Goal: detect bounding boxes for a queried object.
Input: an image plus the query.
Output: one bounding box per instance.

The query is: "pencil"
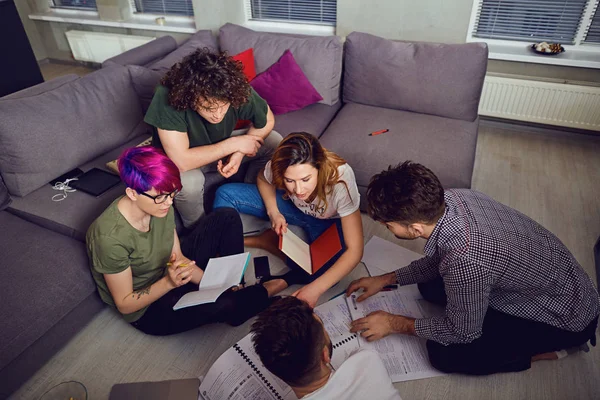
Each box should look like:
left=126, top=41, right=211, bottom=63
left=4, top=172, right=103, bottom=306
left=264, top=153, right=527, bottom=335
left=166, top=262, right=189, bottom=268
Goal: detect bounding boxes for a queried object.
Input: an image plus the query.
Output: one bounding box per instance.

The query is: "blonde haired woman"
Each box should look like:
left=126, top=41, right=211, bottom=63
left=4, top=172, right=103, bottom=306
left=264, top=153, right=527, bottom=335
left=213, top=132, right=363, bottom=307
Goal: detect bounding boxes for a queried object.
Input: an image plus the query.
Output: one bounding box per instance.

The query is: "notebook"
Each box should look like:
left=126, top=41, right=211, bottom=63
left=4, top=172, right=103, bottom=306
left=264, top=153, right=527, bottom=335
left=70, top=168, right=121, bottom=197
left=173, top=253, right=250, bottom=310
left=278, top=223, right=342, bottom=275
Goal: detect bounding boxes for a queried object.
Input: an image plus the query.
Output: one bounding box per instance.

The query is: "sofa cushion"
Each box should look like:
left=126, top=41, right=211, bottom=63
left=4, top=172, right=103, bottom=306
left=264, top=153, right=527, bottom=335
left=8, top=134, right=150, bottom=241
left=251, top=50, right=323, bottom=115
left=274, top=102, right=342, bottom=138
left=219, top=23, right=343, bottom=106
left=148, top=30, right=218, bottom=73
left=2, top=74, right=79, bottom=100
left=232, top=48, right=257, bottom=81
left=128, top=65, right=163, bottom=113
left=0, top=211, right=96, bottom=372
left=319, top=103, right=478, bottom=195
left=0, top=66, right=144, bottom=197
left=343, top=32, right=488, bottom=122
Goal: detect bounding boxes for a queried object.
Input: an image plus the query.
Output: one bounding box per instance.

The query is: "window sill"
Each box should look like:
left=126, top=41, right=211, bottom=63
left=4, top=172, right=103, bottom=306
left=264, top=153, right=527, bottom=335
left=244, top=20, right=335, bottom=36
left=469, top=40, right=600, bottom=69
left=29, top=9, right=197, bottom=34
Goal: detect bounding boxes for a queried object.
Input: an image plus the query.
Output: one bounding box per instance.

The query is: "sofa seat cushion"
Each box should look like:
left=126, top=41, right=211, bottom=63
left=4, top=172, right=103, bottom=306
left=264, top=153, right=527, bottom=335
left=343, top=32, right=488, bottom=122
left=8, top=134, right=151, bottom=241
left=319, top=103, right=478, bottom=197
left=218, top=23, right=343, bottom=106
left=273, top=102, right=342, bottom=138
left=0, top=66, right=144, bottom=197
left=0, top=211, right=97, bottom=372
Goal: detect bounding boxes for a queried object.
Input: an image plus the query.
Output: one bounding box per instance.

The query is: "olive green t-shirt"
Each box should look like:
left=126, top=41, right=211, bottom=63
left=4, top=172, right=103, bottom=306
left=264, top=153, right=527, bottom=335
left=86, top=197, right=175, bottom=322
left=144, top=85, right=269, bottom=149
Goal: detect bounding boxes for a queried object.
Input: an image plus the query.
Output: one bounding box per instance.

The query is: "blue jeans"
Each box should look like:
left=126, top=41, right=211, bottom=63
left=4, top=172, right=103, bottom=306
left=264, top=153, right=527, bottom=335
left=213, top=183, right=345, bottom=281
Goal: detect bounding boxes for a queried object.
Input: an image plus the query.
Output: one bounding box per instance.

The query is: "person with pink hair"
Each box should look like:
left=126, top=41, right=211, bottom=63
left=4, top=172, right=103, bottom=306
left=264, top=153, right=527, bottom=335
left=86, top=146, right=288, bottom=335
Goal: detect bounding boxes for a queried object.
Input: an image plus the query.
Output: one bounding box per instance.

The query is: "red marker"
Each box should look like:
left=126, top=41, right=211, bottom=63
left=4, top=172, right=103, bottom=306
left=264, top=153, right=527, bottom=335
left=369, top=129, right=389, bottom=136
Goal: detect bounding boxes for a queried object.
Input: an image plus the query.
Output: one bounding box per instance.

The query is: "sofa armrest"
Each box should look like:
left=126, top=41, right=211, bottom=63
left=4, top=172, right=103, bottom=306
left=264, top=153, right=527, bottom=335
left=102, top=36, right=178, bottom=68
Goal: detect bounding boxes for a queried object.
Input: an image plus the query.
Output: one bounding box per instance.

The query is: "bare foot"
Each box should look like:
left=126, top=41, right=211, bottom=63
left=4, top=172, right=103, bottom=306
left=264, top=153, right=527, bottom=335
left=263, top=278, right=288, bottom=296
left=244, top=230, right=286, bottom=261
left=531, top=351, right=559, bottom=362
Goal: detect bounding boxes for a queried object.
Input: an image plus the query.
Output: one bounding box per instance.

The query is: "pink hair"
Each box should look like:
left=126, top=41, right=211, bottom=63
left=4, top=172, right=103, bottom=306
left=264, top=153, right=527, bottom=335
left=118, top=146, right=182, bottom=193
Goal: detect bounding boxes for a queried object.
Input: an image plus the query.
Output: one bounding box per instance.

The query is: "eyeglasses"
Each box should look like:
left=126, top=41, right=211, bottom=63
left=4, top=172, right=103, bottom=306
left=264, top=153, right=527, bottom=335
left=139, top=189, right=180, bottom=204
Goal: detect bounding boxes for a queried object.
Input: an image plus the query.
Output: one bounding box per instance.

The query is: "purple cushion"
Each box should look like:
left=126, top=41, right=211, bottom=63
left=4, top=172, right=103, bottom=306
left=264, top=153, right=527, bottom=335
left=127, top=65, right=163, bottom=113
left=251, top=50, right=323, bottom=115
left=343, top=32, right=488, bottom=122
left=219, top=23, right=342, bottom=106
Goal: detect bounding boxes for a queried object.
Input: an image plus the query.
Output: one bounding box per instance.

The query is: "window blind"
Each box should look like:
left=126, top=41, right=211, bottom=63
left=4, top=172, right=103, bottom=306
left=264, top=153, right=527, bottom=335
left=52, top=0, right=97, bottom=10
left=249, top=0, right=336, bottom=25
left=473, top=0, right=588, bottom=44
left=134, top=0, right=194, bottom=16
left=583, top=4, right=600, bottom=43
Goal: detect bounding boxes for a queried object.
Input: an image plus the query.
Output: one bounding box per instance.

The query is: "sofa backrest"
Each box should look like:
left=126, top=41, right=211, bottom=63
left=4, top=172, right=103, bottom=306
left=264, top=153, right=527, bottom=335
left=147, top=30, right=218, bottom=73
left=2, top=74, right=80, bottom=100
left=0, top=66, right=144, bottom=197
left=343, top=32, right=488, bottom=122
left=218, top=23, right=343, bottom=106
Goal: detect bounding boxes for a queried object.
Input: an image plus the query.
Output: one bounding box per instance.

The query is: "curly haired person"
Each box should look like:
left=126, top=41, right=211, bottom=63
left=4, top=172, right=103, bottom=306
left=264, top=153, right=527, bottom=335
left=144, top=48, right=282, bottom=228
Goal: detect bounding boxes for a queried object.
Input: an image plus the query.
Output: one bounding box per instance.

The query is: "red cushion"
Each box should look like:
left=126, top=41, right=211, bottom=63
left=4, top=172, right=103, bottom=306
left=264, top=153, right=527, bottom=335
left=231, top=48, right=256, bottom=130
left=231, top=48, right=257, bottom=82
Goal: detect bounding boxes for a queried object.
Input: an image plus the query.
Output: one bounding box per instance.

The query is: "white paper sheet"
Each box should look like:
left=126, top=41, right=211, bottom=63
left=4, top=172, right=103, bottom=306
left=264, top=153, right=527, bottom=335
left=346, top=285, right=445, bottom=383
left=315, top=295, right=360, bottom=369
left=174, top=253, right=250, bottom=309
left=362, top=236, right=423, bottom=276
left=198, top=335, right=296, bottom=400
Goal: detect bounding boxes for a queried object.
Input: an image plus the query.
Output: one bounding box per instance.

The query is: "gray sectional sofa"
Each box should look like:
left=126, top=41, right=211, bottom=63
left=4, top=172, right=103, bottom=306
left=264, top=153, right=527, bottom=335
left=0, top=23, right=487, bottom=397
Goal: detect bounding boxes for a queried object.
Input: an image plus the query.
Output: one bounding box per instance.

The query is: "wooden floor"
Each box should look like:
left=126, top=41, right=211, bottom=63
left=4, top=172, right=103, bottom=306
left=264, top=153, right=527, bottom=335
left=9, top=114, right=600, bottom=398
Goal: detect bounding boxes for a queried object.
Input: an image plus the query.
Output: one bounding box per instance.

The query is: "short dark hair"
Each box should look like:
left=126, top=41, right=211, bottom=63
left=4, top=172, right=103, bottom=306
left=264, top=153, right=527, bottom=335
left=161, top=48, right=250, bottom=111
left=251, top=297, right=325, bottom=387
left=367, top=161, right=445, bottom=224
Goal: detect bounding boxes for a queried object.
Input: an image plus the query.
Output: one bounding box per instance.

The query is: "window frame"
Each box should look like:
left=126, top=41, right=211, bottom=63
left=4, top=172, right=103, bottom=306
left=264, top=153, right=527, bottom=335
left=466, top=0, right=600, bottom=68
left=49, top=0, right=98, bottom=11
left=243, top=0, right=336, bottom=36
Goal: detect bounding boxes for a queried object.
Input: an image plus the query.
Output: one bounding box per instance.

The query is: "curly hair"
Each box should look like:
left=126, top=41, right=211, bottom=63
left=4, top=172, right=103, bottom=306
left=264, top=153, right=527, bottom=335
left=161, top=48, right=251, bottom=111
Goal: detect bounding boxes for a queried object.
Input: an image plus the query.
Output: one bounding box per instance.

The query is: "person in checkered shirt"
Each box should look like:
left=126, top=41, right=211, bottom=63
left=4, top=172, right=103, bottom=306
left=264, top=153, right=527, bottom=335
left=347, top=161, right=599, bottom=375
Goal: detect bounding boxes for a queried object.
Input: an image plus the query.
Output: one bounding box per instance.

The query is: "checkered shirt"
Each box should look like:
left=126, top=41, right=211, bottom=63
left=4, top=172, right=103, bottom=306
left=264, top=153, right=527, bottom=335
left=395, top=189, right=600, bottom=345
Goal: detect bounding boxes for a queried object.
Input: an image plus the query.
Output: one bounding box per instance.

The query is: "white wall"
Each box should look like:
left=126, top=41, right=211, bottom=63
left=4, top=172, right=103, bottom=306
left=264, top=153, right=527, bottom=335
left=337, top=0, right=474, bottom=44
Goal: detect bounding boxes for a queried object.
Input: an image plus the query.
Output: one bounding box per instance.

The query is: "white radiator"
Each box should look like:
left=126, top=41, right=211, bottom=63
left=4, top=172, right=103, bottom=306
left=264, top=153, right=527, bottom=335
left=65, top=30, right=155, bottom=63
left=479, top=76, right=600, bottom=131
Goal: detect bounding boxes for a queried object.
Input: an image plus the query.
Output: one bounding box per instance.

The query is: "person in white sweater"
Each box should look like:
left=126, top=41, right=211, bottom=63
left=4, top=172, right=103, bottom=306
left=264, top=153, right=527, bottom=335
left=251, top=297, right=402, bottom=400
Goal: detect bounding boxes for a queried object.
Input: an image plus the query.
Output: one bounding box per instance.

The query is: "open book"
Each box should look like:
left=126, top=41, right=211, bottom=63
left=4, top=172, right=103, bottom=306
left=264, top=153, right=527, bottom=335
left=173, top=253, right=250, bottom=310
left=278, top=224, right=342, bottom=275
left=197, top=296, right=360, bottom=400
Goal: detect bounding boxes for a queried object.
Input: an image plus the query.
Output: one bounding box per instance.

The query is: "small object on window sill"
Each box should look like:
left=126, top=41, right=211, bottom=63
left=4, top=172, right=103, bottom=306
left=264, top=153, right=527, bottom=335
left=155, top=17, right=166, bottom=26
left=531, top=42, right=565, bottom=56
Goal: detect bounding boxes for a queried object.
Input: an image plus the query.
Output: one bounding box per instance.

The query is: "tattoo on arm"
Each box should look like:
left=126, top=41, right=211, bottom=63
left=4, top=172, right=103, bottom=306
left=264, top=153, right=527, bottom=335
left=132, top=287, right=151, bottom=300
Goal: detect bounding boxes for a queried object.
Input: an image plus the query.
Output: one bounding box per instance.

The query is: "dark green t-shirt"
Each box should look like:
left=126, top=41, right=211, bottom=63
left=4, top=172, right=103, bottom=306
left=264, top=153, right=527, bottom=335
left=86, top=197, right=175, bottom=322
left=144, top=85, right=269, bottom=149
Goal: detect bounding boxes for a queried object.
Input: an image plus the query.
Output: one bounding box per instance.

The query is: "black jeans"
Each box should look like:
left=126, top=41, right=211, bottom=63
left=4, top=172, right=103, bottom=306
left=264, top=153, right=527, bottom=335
left=419, top=277, right=598, bottom=375
left=131, top=208, right=271, bottom=336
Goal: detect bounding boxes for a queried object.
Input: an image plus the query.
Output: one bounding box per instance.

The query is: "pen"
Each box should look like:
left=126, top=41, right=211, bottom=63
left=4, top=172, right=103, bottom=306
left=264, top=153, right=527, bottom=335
left=383, top=284, right=398, bottom=290
left=368, top=129, right=389, bottom=136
